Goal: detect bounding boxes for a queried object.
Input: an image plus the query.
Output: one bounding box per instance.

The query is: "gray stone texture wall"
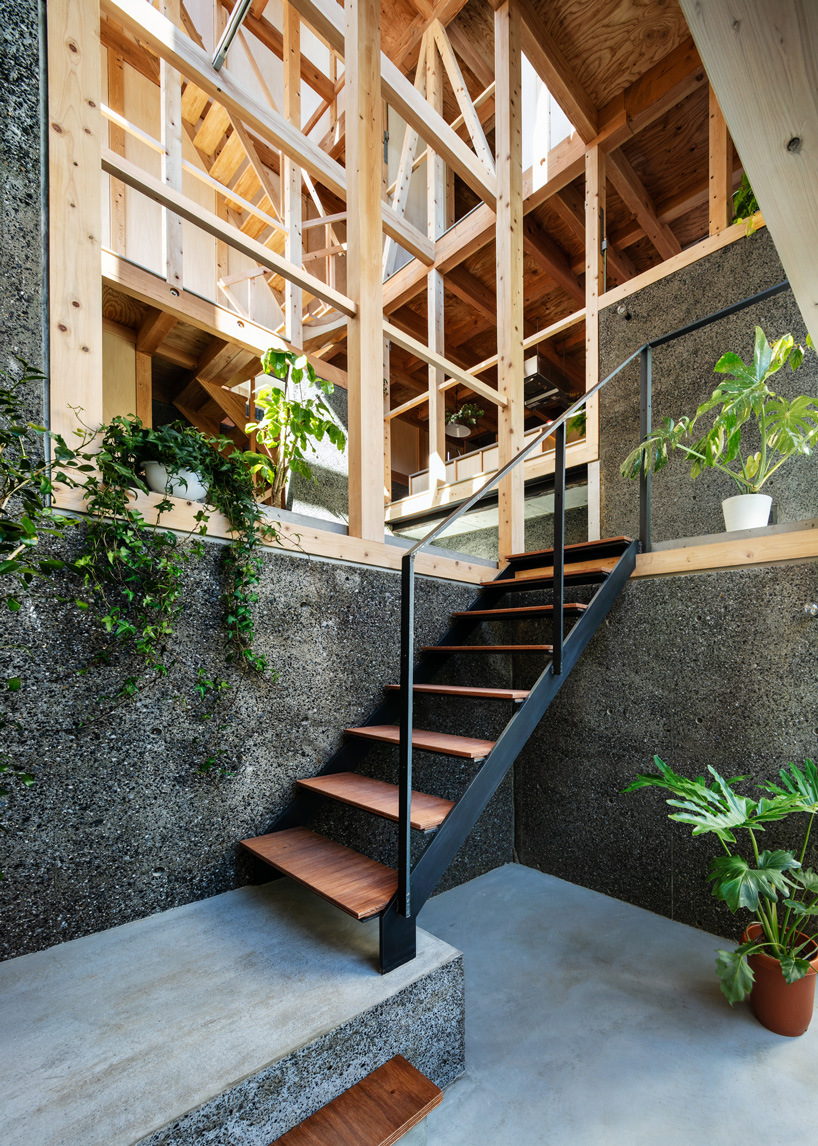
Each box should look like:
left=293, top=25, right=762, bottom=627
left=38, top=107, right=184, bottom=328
left=1, top=546, right=515, bottom=960
left=513, top=562, right=818, bottom=940
left=600, top=228, right=818, bottom=541
left=1, top=0, right=44, bottom=380
left=432, top=500, right=588, bottom=562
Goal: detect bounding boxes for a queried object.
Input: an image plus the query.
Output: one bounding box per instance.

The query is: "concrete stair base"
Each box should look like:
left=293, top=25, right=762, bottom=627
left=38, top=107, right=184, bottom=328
left=0, top=879, right=464, bottom=1146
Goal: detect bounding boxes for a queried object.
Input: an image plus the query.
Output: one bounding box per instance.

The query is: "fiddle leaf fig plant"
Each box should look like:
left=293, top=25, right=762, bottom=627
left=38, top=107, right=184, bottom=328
left=249, top=349, right=346, bottom=509
left=620, top=327, right=818, bottom=494
left=624, top=757, right=818, bottom=1004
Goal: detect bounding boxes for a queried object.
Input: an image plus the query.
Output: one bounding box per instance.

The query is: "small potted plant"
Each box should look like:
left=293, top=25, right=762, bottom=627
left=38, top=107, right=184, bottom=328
left=625, top=757, right=818, bottom=1036
left=445, top=402, right=484, bottom=438
left=621, top=327, right=818, bottom=531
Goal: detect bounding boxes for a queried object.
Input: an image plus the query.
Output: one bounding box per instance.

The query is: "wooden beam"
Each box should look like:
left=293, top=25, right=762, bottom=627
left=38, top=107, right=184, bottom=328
left=600, top=213, right=766, bottom=310
left=708, top=84, right=731, bottom=235
left=550, top=185, right=636, bottom=285
left=136, top=307, right=178, bottom=354
left=585, top=144, right=605, bottom=455
left=495, top=0, right=524, bottom=560
left=345, top=0, right=385, bottom=541
left=427, top=35, right=446, bottom=490
left=135, top=351, right=153, bottom=427
left=517, top=0, right=598, bottom=143
left=160, top=0, right=183, bottom=289
left=102, top=250, right=349, bottom=389
left=101, top=0, right=434, bottom=266
left=445, top=266, right=497, bottom=324
left=49, top=0, right=103, bottom=440
left=522, top=217, right=585, bottom=305
left=287, top=0, right=497, bottom=209
left=607, top=151, right=682, bottom=261
left=222, top=0, right=335, bottom=103
left=382, top=32, right=427, bottom=279
left=431, top=19, right=495, bottom=177
left=100, top=16, right=160, bottom=85
left=383, top=322, right=506, bottom=409
left=102, top=150, right=356, bottom=316
left=106, top=47, right=126, bottom=252
left=283, top=1, right=302, bottom=345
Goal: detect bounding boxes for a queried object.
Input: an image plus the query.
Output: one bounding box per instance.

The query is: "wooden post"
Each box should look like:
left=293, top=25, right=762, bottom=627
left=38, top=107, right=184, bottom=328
left=48, top=0, right=104, bottom=440
left=135, top=351, right=152, bottom=427
left=383, top=336, right=392, bottom=503
left=709, top=85, right=731, bottom=235
left=426, top=37, right=446, bottom=490
left=107, top=49, right=126, bottom=252
left=283, top=1, right=303, bottom=345
left=160, top=0, right=183, bottom=288
left=585, top=144, right=605, bottom=458
left=345, top=0, right=385, bottom=541
left=494, top=0, right=525, bottom=560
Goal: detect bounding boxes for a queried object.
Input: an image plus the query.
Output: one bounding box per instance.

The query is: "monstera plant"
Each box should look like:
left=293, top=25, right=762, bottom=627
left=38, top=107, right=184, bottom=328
left=625, top=757, right=818, bottom=1036
left=621, top=327, right=818, bottom=531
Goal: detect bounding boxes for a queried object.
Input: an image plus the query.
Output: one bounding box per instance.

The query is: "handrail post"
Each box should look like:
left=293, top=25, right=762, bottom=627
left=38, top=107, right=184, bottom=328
left=398, top=553, right=415, bottom=917
left=553, top=422, right=566, bottom=674
left=639, top=344, right=652, bottom=554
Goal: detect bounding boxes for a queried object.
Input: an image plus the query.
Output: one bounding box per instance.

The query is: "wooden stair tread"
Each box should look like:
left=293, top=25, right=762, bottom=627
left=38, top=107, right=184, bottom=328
left=270, top=1054, right=443, bottom=1146
left=240, top=827, right=396, bottom=920
left=346, top=724, right=495, bottom=759
left=452, top=603, right=587, bottom=618
left=421, top=644, right=553, bottom=653
left=506, top=535, right=633, bottom=561
left=384, top=683, right=530, bottom=701
left=512, top=556, right=618, bottom=580
left=481, top=561, right=615, bottom=588
left=297, top=772, right=454, bottom=831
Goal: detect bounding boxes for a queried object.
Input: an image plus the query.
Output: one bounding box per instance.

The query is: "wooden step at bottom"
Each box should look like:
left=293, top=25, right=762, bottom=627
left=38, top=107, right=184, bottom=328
left=297, top=772, right=454, bottom=831
left=452, top=603, right=587, bottom=619
left=346, top=724, right=495, bottom=759
left=384, top=683, right=530, bottom=701
left=421, top=644, right=553, bottom=654
left=270, top=1054, right=442, bottom=1145
left=240, top=827, right=397, bottom=920
left=506, top=535, right=633, bottom=562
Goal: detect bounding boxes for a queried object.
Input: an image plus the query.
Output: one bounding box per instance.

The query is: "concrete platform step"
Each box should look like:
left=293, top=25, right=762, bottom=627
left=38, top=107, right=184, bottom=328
left=0, top=879, right=463, bottom=1146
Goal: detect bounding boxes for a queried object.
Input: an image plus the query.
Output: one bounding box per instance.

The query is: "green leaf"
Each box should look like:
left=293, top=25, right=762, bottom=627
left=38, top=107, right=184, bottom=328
left=6, top=678, right=21, bottom=692
left=715, top=944, right=756, bottom=1004
left=780, top=952, right=813, bottom=984
left=707, top=850, right=800, bottom=912
left=7, top=597, right=21, bottom=612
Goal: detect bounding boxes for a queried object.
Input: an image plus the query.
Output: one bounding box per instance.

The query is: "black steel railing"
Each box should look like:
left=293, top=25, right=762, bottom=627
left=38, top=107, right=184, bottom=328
left=395, top=278, right=791, bottom=919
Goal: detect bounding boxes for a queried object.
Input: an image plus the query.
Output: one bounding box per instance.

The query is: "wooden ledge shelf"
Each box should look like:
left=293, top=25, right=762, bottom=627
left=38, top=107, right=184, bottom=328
left=633, top=528, right=818, bottom=578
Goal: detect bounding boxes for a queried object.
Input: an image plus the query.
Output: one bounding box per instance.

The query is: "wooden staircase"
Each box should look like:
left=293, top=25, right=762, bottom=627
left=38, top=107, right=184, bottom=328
left=242, top=535, right=637, bottom=971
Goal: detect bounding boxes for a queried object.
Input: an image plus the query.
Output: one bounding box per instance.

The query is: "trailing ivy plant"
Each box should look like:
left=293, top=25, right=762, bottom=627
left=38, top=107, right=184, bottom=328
left=733, top=173, right=761, bottom=233
left=620, top=327, right=818, bottom=494
left=249, top=349, right=346, bottom=508
left=73, top=416, right=278, bottom=683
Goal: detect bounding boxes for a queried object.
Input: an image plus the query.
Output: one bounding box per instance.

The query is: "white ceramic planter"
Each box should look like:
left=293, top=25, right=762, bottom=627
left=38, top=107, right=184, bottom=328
left=722, top=492, right=772, bottom=532
left=143, top=462, right=208, bottom=502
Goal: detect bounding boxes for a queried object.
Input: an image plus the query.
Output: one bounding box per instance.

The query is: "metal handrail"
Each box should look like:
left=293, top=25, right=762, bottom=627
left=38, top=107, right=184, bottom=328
left=396, top=278, right=790, bottom=918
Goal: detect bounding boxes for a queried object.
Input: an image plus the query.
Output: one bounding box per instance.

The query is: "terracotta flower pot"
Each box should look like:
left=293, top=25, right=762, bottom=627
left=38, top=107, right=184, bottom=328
left=742, top=922, right=818, bottom=1037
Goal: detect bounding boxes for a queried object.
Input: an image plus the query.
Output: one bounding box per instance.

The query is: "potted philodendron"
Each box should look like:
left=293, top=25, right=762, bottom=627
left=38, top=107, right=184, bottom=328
left=625, top=757, right=818, bottom=1036
left=445, top=402, right=484, bottom=439
left=621, top=327, right=818, bottom=531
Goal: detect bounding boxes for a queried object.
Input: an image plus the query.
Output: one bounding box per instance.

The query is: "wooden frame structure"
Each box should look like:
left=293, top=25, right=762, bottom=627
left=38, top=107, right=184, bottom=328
left=48, top=0, right=769, bottom=579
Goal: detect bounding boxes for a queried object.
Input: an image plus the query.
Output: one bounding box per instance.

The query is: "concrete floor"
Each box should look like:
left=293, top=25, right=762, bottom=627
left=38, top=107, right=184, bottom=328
left=418, top=864, right=818, bottom=1146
